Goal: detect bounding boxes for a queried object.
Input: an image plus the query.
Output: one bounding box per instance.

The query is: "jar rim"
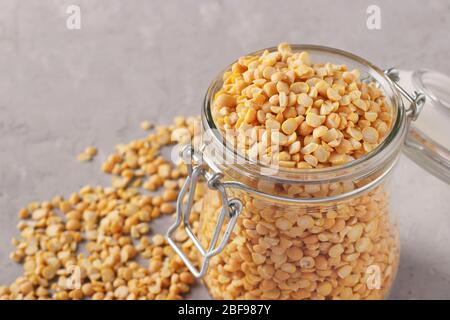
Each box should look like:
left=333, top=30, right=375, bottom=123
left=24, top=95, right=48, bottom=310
left=201, top=44, right=407, bottom=185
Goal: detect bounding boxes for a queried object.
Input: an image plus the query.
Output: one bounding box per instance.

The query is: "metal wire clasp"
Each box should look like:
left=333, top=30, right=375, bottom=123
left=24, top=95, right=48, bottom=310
left=166, top=145, right=243, bottom=278
left=385, top=68, right=426, bottom=121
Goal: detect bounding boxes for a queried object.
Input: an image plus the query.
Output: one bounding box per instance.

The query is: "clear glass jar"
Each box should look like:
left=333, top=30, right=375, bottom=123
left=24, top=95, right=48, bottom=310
left=167, top=45, right=450, bottom=300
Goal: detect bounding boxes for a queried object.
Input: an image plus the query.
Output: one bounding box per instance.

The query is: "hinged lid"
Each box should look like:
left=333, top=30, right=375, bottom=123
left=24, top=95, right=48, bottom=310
left=397, top=69, right=450, bottom=183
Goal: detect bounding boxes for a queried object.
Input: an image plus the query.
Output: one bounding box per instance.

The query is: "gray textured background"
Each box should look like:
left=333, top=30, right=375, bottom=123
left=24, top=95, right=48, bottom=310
left=0, top=0, right=449, bottom=299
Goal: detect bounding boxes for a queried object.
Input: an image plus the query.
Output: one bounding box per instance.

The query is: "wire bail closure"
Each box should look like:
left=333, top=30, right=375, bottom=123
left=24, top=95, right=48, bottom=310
left=385, top=68, right=426, bottom=121
left=166, top=145, right=243, bottom=278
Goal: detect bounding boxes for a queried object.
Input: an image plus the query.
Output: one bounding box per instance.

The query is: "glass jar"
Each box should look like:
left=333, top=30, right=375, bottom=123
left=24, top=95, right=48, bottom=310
left=167, top=45, right=450, bottom=300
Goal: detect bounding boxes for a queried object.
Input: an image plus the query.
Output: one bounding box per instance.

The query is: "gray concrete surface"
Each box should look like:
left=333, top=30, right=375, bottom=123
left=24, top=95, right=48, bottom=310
left=0, top=0, right=449, bottom=299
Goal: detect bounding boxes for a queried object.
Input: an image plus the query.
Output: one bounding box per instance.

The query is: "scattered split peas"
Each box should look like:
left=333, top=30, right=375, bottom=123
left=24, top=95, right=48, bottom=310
left=212, top=43, right=393, bottom=168
left=0, top=117, right=200, bottom=300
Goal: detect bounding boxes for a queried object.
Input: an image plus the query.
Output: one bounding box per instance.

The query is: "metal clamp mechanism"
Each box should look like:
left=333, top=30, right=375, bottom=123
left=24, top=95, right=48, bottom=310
left=166, top=145, right=243, bottom=278
left=385, top=68, right=426, bottom=121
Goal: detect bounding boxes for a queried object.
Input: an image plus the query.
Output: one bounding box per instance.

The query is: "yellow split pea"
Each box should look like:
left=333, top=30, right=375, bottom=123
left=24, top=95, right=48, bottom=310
left=1, top=117, right=201, bottom=300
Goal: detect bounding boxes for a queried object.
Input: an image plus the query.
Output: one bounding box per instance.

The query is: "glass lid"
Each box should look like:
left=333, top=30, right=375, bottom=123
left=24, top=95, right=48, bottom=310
left=397, top=69, right=450, bottom=183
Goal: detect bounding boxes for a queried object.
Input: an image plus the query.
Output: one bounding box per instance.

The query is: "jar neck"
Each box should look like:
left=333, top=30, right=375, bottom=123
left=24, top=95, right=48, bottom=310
left=196, top=105, right=406, bottom=203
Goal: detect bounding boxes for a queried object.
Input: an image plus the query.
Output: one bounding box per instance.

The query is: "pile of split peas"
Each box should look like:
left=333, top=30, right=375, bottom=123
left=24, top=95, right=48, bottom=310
left=0, top=118, right=201, bottom=300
